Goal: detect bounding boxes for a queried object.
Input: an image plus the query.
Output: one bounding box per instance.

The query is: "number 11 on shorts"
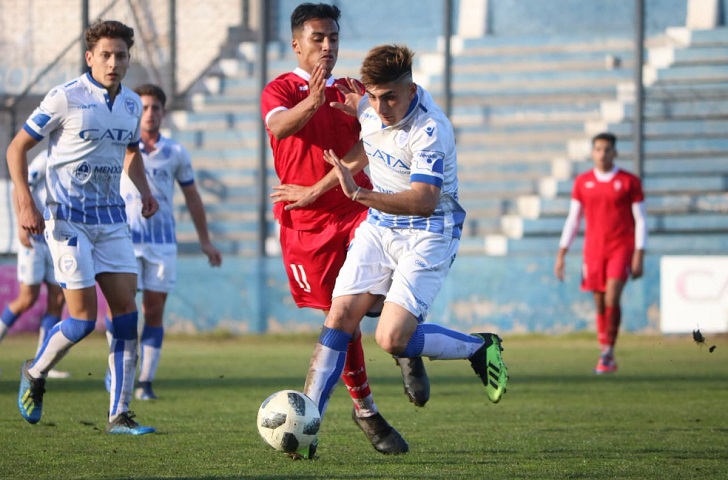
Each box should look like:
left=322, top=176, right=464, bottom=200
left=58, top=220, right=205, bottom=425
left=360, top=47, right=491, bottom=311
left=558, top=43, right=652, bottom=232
left=289, top=264, right=311, bottom=292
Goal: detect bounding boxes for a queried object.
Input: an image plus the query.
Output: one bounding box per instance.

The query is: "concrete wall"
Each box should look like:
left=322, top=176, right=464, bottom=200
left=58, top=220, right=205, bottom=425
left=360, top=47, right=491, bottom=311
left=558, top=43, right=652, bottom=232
left=0, top=253, right=660, bottom=336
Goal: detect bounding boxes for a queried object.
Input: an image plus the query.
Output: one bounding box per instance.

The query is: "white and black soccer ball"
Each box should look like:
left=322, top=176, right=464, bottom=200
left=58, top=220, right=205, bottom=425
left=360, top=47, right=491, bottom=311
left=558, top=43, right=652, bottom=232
left=257, top=390, right=321, bottom=453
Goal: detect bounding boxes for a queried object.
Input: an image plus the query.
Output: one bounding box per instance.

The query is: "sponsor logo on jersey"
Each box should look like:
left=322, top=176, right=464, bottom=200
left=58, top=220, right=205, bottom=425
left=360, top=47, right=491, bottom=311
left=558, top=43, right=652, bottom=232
left=93, top=165, right=123, bottom=184
left=367, top=147, right=410, bottom=173
left=78, top=128, right=134, bottom=144
left=299, top=85, right=309, bottom=91
left=424, top=125, right=435, bottom=137
left=414, top=150, right=444, bottom=174
left=76, top=104, right=98, bottom=110
left=74, top=161, right=92, bottom=183
left=585, top=181, right=595, bottom=188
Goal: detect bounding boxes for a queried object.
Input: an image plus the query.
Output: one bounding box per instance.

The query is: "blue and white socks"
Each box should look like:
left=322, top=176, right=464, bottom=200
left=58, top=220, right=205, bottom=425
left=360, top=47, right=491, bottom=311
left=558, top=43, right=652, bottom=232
left=402, top=323, right=483, bottom=360
left=108, top=312, right=139, bottom=420
left=0, top=305, right=20, bottom=341
left=138, top=325, right=164, bottom=384
left=29, top=317, right=95, bottom=377
left=304, top=326, right=352, bottom=418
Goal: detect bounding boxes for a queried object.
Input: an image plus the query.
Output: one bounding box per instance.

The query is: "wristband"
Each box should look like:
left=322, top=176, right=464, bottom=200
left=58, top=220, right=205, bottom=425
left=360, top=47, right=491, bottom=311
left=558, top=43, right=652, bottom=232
left=352, top=186, right=362, bottom=201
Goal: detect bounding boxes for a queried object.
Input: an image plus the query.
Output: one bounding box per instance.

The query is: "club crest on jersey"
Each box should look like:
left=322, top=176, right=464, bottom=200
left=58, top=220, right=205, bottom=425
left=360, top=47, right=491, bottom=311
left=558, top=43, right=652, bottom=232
left=74, top=161, right=92, bottom=183
left=613, top=180, right=622, bottom=191
left=125, top=98, right=138, bottom=115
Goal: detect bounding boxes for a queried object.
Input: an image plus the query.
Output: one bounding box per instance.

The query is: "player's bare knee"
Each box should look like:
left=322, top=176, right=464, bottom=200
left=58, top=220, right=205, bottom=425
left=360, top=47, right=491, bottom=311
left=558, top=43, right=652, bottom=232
left=375, top=330, right=407, bottom=355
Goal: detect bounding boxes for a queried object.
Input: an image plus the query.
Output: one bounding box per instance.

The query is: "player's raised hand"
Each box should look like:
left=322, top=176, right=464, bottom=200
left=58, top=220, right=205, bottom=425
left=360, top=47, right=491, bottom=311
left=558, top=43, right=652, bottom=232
left=323, top=149, right=358, bottom=198
left=330, top=77, right=363, bottom=117
left=141, top=193, right=159, bottom=218
left=308, top=64, right=327, bottom=110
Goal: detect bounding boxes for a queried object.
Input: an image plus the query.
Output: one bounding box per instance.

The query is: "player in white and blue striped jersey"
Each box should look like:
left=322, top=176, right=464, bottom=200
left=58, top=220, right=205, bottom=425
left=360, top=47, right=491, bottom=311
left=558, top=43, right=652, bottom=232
left=302, top=45, right=509, bottom=453
left=0, top=151, right=70, bottom=379
left=6, top=20, right=158, bottom=435
left=105, top=84, right=222, bottom=401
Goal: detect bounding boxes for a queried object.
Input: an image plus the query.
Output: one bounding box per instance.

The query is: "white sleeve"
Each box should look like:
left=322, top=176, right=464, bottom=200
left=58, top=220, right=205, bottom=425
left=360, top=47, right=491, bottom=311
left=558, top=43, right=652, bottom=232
left=558, top=199, right=583, bottom=249
left=632, top=201, right=647, bottom=249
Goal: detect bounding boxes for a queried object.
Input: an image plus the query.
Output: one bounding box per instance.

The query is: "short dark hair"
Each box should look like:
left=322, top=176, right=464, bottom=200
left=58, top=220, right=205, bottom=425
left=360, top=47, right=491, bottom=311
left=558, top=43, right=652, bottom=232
left=290, top=3, right=341, bottom=33
left=134, top=84, right=167, bottom=107
left=360, top=44, right=414, bottom=87
left=85, top=20, right=135, bottom=52
left=592, top=132, right=617, bottom=148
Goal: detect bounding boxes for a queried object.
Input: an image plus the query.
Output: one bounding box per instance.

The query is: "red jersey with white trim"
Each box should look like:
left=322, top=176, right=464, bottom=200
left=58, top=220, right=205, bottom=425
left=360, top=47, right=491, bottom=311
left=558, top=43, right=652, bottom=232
left=261, top=69, right=370, bottom=230
left=572, top=168, right=644, bottom=259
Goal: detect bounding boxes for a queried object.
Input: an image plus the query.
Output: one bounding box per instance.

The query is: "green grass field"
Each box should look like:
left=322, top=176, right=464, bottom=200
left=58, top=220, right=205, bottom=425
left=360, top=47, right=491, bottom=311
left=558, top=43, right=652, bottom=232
left=0, top=333, right=726, bottom=479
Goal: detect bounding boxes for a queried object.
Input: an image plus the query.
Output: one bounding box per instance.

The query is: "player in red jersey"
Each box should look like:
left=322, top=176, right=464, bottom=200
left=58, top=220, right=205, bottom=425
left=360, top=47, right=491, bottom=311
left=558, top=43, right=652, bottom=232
left=555, top=132, right=647, bottom=374
left=260, top=3, right=425, bottom=458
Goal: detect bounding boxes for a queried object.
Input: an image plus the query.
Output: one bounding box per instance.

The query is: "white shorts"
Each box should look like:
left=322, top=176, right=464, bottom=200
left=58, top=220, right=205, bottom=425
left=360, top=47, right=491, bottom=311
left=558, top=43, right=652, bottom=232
left=333, top=221, right=459, bottom=321
left=44, top=219, right=138, bottom=290
left=134, top=243, right=178, bottom=293
left=17, top=236, right=57, bottom=286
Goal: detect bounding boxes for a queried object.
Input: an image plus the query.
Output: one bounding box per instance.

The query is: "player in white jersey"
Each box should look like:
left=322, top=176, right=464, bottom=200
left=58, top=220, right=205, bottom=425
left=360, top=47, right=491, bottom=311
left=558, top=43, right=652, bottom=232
left=0, top=151, right=70, bottom=379
left=6, top=20, right=158, bottom=435
left=300, top=45, right=509, bottom=454
left=104, top=84, right=222, bottom=401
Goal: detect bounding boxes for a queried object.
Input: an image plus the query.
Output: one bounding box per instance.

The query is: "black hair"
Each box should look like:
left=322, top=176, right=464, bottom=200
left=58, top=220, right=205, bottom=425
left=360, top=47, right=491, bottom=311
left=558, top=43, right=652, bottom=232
left=290, top=3, right=341, bottom=33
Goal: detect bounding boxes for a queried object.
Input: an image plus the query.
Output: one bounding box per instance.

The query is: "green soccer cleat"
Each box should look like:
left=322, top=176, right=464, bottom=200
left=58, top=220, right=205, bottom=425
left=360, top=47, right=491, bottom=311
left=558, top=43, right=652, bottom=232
left=18, top=359, right=45, bottom=424
left=287, top=439, right=318, bottom=460
left=469, top=333, right=508, bottom=403
left=106, top=411, right=156, bottom=435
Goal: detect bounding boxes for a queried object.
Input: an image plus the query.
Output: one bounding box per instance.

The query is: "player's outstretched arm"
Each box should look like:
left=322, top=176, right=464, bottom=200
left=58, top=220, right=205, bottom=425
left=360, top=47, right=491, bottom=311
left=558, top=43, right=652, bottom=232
left=324, top=147, right=439, bottom=217
left=276, top=141, right=369, bottom=211
left=181, top=183, right=222, bottom=267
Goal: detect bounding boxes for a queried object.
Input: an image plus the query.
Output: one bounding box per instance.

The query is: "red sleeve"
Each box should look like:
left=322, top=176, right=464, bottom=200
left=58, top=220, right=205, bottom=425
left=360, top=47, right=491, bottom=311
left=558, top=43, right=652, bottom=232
left=261, top=76, right=294, bottom=124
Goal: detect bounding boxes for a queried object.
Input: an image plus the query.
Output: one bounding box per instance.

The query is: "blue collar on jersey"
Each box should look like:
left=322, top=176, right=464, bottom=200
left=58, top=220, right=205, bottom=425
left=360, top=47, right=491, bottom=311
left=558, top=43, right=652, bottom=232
left=140, top=133, right=167, bottom=155
left=85, top=71, right=123, bottom=111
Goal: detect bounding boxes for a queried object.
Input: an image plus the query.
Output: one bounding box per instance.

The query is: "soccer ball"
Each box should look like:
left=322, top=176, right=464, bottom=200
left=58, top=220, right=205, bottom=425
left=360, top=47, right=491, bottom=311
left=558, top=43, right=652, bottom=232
left=257, top=390, right=321, bottom=453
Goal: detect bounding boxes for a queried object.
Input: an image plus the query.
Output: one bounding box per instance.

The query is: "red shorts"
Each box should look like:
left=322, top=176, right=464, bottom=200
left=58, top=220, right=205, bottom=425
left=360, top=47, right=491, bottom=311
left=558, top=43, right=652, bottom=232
left=581, top=249, right=632, bottom=292
left=279, top=209, right=367, bottom=310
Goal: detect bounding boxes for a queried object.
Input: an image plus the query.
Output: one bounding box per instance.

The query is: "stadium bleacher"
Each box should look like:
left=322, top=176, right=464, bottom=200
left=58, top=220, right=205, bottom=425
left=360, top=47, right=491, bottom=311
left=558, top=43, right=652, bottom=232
left=161, top=18, right=728, bottom=259
left=478, top=26, right=728, bottom=256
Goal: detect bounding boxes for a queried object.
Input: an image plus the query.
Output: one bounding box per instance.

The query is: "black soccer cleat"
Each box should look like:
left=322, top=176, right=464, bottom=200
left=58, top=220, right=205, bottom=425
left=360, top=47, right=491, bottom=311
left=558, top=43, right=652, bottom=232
left=351, top=408, right=409, bottom=454
left=394, top=356, right=430, bottom=407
